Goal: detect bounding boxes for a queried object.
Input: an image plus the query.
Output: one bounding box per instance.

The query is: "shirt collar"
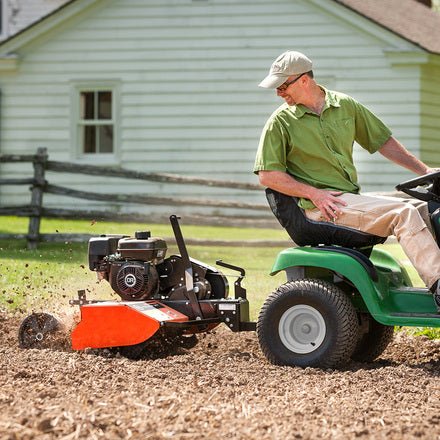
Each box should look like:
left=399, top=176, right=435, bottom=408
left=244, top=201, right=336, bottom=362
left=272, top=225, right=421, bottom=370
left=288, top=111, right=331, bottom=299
left=291, top=86, right=341, bottom=118
left=324, top=87, right=341, bottom=109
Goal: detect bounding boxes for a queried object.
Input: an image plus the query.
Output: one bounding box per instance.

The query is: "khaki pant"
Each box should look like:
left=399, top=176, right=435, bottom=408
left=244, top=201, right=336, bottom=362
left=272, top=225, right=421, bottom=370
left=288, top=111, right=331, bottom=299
left=304, top=193, right=440, bottom=288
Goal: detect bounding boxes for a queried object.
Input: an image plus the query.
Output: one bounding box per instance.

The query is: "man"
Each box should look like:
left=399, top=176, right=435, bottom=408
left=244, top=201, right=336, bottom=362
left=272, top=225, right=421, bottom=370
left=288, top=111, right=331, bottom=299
left=254, top=50, right=440, bottom=307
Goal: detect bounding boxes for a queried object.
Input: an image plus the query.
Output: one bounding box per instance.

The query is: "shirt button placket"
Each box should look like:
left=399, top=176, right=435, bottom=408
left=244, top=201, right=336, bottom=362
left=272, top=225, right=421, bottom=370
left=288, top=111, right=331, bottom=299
left=321, top=117, right=333, bottom=151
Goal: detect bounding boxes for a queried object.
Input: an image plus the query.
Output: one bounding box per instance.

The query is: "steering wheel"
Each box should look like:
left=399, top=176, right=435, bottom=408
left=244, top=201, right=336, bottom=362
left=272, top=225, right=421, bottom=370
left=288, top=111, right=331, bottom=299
left=395, top=170, right=440, bottom=202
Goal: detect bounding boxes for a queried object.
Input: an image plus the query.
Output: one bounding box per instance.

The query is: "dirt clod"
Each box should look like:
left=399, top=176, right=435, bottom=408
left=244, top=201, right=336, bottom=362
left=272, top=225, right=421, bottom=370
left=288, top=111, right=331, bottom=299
left=0, top=311, right=439, bottom=439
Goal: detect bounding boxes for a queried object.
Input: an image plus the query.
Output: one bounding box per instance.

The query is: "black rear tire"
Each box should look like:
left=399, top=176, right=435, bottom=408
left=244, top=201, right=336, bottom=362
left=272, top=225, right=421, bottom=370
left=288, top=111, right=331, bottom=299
left=351, top=314, right=394, bottom=362
left=257, top=279, right=358, bottom=369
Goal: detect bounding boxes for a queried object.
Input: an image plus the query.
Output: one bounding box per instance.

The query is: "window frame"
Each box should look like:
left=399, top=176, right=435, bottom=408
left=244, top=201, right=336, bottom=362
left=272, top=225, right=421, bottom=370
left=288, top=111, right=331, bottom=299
left=70, top=81, right=120, bottom=163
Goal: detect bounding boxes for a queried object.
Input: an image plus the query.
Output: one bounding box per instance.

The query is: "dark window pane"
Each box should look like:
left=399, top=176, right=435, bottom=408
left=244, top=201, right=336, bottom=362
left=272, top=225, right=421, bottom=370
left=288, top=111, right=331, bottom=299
left=99, top=125, right=113, bottom=153
left=83, top=125, right=96, bottom=153
left=80, top=92, right=95, bottom=119
left=98, top=91, right=112, bottom=119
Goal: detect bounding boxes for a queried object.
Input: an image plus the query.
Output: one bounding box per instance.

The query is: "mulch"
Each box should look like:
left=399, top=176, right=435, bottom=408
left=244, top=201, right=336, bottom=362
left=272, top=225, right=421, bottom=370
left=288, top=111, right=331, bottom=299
left=0, top=309, right=439, bottom=440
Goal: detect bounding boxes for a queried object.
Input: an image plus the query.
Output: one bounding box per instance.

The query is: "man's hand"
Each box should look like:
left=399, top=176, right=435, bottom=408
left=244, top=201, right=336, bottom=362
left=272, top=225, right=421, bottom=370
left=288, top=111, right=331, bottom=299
left=309, top=188, right=348, bottom=221
left=258, top=170, right=348, bottom=221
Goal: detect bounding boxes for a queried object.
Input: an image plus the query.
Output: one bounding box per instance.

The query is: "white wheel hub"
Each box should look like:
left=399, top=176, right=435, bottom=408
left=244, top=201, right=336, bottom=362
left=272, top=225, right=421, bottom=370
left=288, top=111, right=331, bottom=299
left=278, top=305, right=326, bottom=354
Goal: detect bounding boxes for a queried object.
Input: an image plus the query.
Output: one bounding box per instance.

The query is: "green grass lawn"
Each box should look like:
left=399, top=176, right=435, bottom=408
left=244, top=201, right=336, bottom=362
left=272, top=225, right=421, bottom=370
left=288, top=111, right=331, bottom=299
left=0, top=216, right=437, bottom=338
left=0, top=216, right=290, bottom=241
left=0, top=216, right=288, bottom=318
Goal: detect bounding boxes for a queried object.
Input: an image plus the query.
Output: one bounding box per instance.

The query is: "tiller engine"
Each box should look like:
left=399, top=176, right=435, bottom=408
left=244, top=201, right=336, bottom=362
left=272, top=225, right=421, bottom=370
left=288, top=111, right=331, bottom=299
left=19, top=215, right=255, bottom=359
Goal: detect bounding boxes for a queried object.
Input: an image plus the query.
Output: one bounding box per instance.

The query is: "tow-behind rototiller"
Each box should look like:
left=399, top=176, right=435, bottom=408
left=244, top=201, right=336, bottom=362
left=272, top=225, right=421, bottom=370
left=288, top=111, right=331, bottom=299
left=18, top=215, right=256, bottom=359
left=18, top=171, right=440, bottom=369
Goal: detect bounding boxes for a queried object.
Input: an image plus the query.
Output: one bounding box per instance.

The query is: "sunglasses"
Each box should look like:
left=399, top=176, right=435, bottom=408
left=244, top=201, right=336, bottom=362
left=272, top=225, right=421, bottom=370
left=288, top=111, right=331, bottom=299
left=276, top=72, right=307, bottom=92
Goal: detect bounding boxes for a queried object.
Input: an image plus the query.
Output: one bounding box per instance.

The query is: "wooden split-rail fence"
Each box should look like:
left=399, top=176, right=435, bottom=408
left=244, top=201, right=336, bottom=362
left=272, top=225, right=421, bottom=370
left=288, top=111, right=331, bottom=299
left=0, top=148, right=279, bottom=249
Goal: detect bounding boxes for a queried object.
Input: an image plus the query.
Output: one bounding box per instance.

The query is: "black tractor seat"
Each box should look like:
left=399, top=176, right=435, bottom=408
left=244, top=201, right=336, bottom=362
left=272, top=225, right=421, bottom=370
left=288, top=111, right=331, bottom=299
left=266, top=188, right=387, bottom=250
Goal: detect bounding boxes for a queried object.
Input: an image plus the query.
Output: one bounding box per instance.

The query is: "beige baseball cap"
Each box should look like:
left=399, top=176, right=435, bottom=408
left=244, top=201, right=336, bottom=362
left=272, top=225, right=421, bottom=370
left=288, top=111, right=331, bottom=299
left=259, top=51, right=313, bottom=89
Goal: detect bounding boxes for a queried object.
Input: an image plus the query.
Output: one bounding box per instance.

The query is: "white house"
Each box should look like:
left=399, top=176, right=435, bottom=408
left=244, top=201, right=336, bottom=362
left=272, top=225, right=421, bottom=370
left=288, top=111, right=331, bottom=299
left=0, top=0, right=439, bottom=216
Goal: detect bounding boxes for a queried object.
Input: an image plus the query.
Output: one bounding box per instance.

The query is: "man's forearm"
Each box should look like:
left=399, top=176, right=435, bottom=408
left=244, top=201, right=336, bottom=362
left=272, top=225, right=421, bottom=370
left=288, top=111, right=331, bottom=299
left=379, top=136, right=430, bottom=175
left=258, top=170, right=317, bottom=199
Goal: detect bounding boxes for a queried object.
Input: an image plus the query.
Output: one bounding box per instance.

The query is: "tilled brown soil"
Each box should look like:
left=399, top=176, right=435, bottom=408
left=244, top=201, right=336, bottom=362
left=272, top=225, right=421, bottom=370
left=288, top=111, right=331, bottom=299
left=1, top=309, right=440, bottom=440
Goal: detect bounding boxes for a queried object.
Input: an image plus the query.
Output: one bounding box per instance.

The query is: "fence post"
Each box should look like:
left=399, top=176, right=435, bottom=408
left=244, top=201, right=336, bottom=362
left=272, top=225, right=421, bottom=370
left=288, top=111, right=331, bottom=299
left=27, top=147, right=48, bottom=250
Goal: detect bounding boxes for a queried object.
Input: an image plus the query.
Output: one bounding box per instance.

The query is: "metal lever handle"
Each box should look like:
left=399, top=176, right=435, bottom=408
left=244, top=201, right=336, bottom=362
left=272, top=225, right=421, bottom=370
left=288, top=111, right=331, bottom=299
left=169, top=215, right=203, bottom=319
left=216, top=259, right=247, bottom=299
left=216, top=259, right=245, bottom=277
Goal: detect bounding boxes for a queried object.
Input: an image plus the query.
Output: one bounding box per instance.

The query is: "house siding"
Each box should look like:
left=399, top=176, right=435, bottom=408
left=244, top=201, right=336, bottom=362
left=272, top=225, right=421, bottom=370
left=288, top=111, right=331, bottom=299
left=0, top=0, right=437, bottom=213
left=420, top=62, right=440, bottom=165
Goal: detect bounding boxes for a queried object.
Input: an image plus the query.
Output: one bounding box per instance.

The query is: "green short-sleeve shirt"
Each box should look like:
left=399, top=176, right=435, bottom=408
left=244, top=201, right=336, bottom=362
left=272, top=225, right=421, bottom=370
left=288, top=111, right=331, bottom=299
left=253, top=88, right=392, bottom=209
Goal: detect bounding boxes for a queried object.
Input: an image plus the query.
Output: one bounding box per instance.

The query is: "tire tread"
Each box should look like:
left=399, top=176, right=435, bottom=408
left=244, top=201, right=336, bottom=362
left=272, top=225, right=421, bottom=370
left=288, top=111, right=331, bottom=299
left=257, top=279, right=358, bottom=369
left=352, top=317, right=394, bottom=362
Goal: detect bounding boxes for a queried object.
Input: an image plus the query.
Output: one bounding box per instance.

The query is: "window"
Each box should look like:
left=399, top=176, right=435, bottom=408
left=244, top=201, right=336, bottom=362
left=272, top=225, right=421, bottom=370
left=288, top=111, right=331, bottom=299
left=72, top=83, right=119, bottom=161
left=79, top=90, right=114, bottom=154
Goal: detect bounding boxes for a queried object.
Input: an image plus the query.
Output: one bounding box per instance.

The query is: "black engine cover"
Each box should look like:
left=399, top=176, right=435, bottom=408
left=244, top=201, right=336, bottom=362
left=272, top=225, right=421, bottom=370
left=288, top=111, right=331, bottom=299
left=109, top=261, right=159, bottom=301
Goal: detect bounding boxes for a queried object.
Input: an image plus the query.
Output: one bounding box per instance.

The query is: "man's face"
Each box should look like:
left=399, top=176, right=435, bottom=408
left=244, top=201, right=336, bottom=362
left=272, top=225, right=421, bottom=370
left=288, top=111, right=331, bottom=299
left=276, top=73, right=306, bottom=105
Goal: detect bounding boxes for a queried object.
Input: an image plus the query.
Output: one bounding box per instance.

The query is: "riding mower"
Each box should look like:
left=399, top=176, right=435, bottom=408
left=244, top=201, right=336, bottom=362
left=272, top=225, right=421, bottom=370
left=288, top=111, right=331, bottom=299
left=258, top=170, right=440, bottom=368
left=18, top=171, right=440, bottom=369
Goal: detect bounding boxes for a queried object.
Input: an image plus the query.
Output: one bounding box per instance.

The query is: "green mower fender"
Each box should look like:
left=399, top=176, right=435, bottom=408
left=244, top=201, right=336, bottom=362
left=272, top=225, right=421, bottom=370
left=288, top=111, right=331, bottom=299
left=270, top=247, right=439, bottom=327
